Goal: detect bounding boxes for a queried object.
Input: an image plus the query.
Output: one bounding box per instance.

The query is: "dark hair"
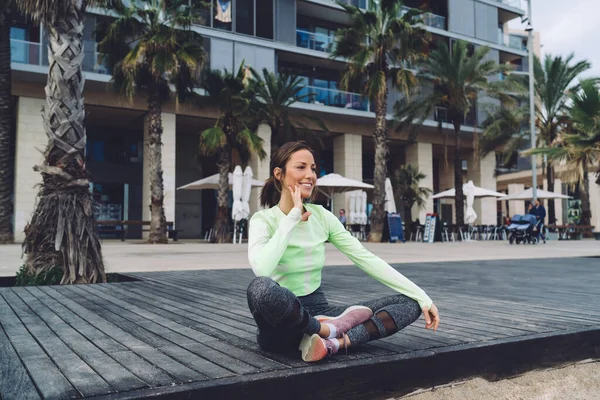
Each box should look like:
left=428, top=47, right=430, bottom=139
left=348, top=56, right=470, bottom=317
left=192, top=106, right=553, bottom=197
left=260, top=141, right=316, bottom=208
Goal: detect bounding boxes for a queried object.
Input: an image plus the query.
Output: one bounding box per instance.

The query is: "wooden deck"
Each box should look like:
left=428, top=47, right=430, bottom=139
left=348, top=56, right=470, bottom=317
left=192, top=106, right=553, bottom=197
left=1, top=257, right=599, bottom=400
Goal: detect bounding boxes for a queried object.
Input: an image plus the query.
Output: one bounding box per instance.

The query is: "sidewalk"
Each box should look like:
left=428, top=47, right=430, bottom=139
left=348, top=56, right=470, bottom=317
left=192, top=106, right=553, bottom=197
left=1, top=239, right=598, bottom=277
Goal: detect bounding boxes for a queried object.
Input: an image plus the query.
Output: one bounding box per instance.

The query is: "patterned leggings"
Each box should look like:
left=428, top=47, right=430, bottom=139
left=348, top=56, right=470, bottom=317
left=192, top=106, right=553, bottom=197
left=246, top=276, right=422, bottom=353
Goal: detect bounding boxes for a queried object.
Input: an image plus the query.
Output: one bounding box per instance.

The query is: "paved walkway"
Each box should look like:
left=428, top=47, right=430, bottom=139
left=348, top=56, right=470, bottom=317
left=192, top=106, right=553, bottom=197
left=1, top=240, right=599, bottom=277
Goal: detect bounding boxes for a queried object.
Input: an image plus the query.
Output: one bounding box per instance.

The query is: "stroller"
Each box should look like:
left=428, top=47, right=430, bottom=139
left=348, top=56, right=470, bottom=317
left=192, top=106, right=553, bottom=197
left=507, top=214, right=538, bottom=245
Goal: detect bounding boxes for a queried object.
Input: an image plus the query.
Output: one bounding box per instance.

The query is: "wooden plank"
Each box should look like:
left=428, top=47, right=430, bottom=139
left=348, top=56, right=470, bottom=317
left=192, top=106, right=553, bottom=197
left=12, top=288, right=149, bottom=393
left=0, top=323, right=41, bottom=400
left=24, top=287, right=175, bottom=389
left=97, top=284, right=257, bottom=336
left=41, top=287, right=207, bottom=384
left=24, top=288, right=129, bottom=354
left=59, top=286, right=236, bottom=379
left=0, top=292, right=80, bottom=400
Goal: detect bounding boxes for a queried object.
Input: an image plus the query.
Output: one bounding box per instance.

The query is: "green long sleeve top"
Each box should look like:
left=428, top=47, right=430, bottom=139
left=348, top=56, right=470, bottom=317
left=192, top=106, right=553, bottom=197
left=248, top=203, right=433, bottom=309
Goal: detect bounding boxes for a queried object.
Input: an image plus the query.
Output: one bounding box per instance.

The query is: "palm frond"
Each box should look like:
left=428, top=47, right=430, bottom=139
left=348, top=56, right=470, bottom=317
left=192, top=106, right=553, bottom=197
left=236, top=127, right=267, bottom=160
left=99, top=0, right=205, bottom=102
left=199, top=126, right=226, bottom=155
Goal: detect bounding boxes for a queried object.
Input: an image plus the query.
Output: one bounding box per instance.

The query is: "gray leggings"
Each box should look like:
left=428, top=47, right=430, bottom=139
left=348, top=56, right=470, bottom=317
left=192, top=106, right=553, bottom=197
left=247, top=276, right=422, bottom=353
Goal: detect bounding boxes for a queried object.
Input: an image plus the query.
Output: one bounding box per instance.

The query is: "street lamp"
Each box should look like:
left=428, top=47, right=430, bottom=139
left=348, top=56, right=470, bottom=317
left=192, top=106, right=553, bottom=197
left=526, top=0, right=537, bottom=200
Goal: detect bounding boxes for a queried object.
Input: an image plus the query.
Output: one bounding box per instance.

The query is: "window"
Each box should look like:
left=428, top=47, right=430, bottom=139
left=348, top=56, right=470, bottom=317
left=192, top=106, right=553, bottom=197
left=255, top=0, right=274, bottom=39
left=196, top=0, right=273, bottom=38
left=236, top=0, right=254, bottom=35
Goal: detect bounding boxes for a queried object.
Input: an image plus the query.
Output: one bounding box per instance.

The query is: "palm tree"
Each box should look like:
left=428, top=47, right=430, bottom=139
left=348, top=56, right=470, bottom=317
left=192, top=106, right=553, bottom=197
left=392, top=164, right=432, bottom=229
left=248, top=67, right=327, bottom=157
left=479, top=54, right=593, bottom=224
left=528, top=79, right=600, bottom=235
left=199, top=64, right=266, bottom=243
left=332, top=0, right=429, bottom=242
left=0, top=0, right=14, bottom=244
left=531, top=54, right=592, bottom=224
left=397, top=40, right=508, bottom=228
left=480, top=105, right=530, bottom=173
left=99, top=0, right=206, bottom=243
left=16, top=0, right=109, bottom=282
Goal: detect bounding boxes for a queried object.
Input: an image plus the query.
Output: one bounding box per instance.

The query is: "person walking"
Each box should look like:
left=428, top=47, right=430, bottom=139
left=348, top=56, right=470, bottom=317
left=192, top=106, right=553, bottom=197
left=533, top=198, right=547, bottom=244
left=246, top=141, right=439, bottom=362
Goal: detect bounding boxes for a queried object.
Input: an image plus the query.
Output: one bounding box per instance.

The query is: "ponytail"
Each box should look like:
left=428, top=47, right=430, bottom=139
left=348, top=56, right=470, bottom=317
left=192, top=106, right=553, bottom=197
left=260, top=177, right=281, bottom=208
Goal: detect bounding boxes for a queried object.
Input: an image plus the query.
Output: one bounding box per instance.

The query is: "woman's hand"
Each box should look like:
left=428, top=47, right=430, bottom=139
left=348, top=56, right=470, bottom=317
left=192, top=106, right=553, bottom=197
left=289, top=185, right=312, bottom=221
left=422, top=303, right=440, bottom=331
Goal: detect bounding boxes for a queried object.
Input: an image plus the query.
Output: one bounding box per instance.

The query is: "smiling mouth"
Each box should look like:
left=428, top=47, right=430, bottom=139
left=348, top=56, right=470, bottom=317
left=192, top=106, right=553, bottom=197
left=300, top=183, right=313, bottom=188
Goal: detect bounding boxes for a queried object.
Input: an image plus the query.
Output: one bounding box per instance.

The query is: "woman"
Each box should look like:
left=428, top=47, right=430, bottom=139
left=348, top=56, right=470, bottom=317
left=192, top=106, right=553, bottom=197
left=247, top=141, right=440, bottom=362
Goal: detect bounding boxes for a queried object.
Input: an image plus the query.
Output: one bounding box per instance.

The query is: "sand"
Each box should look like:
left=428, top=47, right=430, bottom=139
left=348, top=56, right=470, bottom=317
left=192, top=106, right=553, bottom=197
left=398, top=359, right=600, bottom=400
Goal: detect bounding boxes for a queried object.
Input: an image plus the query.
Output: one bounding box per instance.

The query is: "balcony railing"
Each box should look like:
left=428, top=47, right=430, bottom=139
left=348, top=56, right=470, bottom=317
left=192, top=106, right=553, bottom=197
left=400, top=6, right=446, bottom=30
left=494, top=0, right=523, bottom=10
left=297, top=85, right=370, bottom=112
left=499, top=34, right=527, bottom=51
left=338, top=0, right=367, bottom=8
left=10, top=38, right=42, bottom=66
left=10, top=38, right=111, bottom=75
left=296, top=29, right=335, bottom=53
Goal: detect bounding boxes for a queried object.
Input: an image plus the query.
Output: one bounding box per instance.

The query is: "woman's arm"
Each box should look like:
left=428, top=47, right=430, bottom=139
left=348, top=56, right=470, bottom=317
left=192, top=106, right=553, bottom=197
left=247, top=208, right=302, bottom=276
left=325, top=209, right=433, bottom=309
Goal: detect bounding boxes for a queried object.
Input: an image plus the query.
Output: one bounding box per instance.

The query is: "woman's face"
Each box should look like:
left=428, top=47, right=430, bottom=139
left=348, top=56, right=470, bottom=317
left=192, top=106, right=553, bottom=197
left=279, top=149, right=317, bottom=199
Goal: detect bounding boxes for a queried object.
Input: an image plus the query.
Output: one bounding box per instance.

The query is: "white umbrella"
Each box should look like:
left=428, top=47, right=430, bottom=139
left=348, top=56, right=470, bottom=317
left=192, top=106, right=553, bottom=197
left=497, top=187, right=572, bottom=201
left=177, top=173, right=264, bottom=190
left=231, top=166, right=244, bottom=222
left=316, top=173, right=374, bottom=198
left=359, top=191, right=368, bottom=225
left=432, top=184, right=507, bottom=199
left=465, top=180, right=477, bottom=225
left=348, top=191, right=358, bottom=225
left=385, top=178, right=397, bottom=213
left=241, top=166, right=253, bottom=220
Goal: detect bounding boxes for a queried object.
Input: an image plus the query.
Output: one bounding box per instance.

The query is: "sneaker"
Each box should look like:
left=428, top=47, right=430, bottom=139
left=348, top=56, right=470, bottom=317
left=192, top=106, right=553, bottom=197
left=299, top=333, right=349, bottom=362
left=314, top=305, right=373, bottom=337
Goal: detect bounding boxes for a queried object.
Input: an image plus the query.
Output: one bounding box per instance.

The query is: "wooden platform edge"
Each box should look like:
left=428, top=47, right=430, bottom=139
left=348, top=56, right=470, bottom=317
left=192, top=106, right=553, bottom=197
left=89, top=325, right=600, bottom=400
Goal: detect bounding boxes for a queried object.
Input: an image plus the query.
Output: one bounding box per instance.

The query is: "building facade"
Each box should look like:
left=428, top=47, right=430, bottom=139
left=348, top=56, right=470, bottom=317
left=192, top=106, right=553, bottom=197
left=9, top=0, right=532, bottom=242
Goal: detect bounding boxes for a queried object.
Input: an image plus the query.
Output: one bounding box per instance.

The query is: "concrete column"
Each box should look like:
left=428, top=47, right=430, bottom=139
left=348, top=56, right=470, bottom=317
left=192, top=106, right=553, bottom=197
left=13, top=97, right=46, bottom=243
left=405, top=142, right=434, bottom=222
left=333, top=134, right=362, bottom=214
left=589, top=176, right=600, bottom=233
left=508, top=183, right=525, bottom=216
left=249, top=123, right=271, bottom=214
left=143, top=112, right=176, bottom=237
left=466, top=152, right=497, bottom=225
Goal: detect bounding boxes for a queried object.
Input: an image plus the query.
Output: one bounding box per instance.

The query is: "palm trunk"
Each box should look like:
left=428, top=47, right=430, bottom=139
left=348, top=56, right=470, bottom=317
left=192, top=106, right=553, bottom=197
left=212, top=131, right=231, bottom=243
left=0, top=13, right=13, bottom=244
left=146, top=91, right=168, bottom=244
left=546, top=164, right=556, bottom=224
left=269, top=120, right=281, bottom=158
left=453, top=123, right=465, bottom=228
left=368, top=91, right=388, bottom=243
left=580, top=167, right=592, bottom=238
left=23, top=4, right=105, bottom=283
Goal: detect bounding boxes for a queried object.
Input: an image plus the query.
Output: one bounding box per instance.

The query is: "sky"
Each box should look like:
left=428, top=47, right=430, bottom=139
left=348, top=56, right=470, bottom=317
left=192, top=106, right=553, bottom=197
left=509, top=0, right=600, bottom=78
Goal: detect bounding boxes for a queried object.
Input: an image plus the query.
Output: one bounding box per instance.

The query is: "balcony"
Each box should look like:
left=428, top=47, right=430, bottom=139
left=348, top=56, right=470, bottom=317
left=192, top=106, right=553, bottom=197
left=298, top=85, right=370, bottom=112
left=401, top=6, right=446, bottom=30
left=296, top=29, right=335, bottom=53
left=494, top=0, right=524, bottom=10
left=338, top=0, right=367, bottom=8
left=10, top=38, right=111, bottom=75
left=10, top=38, right=42, bottom=66
left=499, top=34, right=527, bottom=51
